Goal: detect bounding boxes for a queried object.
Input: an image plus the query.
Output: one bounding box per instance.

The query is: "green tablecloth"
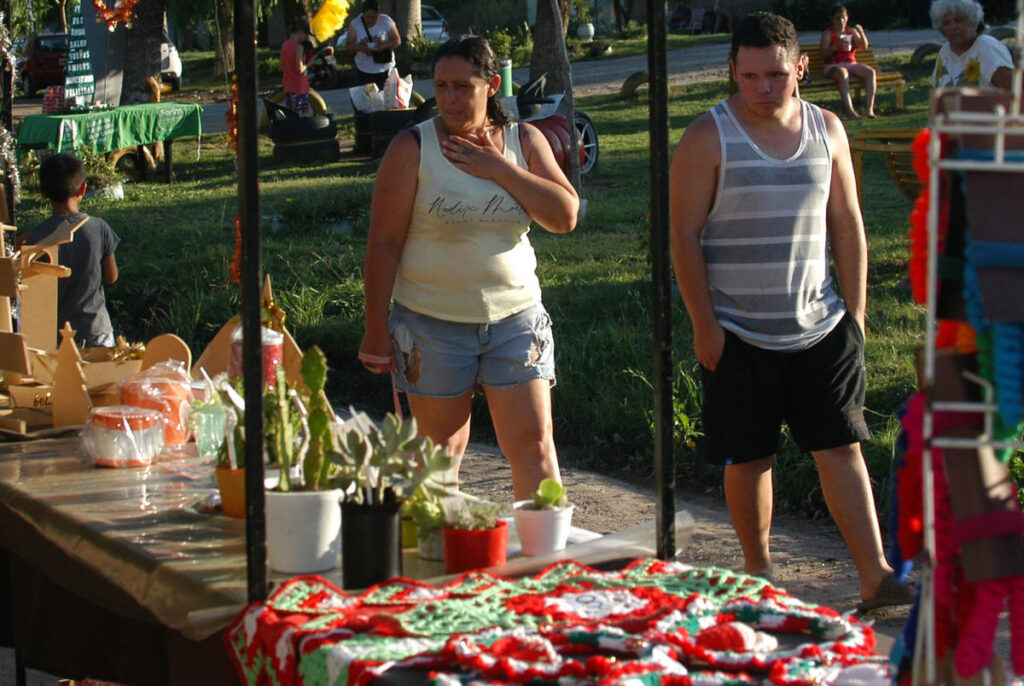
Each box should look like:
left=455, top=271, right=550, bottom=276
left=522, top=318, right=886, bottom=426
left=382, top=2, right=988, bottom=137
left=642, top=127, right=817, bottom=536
left=16, top=102, right=203, bottom=154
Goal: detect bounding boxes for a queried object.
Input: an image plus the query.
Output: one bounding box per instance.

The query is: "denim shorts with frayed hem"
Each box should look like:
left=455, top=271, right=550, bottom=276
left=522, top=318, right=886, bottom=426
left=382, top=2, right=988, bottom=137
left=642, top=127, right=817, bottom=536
left=389, top=302, right=556, bottom=398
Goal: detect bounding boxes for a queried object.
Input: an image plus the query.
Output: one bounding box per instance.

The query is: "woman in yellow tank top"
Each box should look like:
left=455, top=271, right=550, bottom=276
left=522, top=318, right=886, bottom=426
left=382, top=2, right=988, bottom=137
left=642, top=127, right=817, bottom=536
left=359, top=36, right=580, bottom=501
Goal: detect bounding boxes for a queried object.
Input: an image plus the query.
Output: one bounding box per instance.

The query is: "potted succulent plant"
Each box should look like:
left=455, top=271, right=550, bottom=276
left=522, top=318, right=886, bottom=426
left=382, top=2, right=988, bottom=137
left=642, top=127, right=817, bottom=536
left=263, top=346, right=345, bottom=575
left=441, top=496, right=508, bottom=574
left=330, top=413, right=451, bottom=589
left=512, top=478, right=574, bottom=557
left=405, top=484, right=447, bottom=561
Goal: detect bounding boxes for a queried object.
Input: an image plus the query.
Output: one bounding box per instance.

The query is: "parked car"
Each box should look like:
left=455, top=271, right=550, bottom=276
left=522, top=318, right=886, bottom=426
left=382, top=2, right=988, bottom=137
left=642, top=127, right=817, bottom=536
left=334, top=4, right=450, bottom=50
left=19, top=33, right=69, bottom=98
left=18, top=31, right=182, bottom=97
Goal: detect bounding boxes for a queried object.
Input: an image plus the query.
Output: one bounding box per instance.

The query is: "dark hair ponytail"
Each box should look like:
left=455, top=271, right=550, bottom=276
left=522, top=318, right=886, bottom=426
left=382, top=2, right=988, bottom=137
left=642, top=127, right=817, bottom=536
left=433, top=35, right=510, bottom=128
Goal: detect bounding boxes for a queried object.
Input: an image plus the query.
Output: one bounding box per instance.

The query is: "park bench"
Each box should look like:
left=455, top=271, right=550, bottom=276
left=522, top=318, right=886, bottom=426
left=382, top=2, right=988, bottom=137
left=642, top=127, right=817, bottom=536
left=799, top=43, right=905, bottom=110
left=850, top=127, right=923, bottom=205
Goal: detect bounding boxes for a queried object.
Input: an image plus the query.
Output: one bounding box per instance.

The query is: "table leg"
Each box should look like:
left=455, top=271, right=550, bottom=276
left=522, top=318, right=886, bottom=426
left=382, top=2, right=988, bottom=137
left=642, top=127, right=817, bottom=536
left=137, top=145, right=148, bottom=182
left=0, top=550, right=26, bottom=686
left=165, top=140, right=174, bottom=184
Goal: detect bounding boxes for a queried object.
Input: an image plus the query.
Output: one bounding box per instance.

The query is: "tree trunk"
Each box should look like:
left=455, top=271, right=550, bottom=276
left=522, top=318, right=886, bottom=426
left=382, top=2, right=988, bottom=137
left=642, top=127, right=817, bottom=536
left=528, top=0, right=581, bottom=194
left=120, top=0, right=164, bottom=105
left=387, top=0, right=419, bottom=71
left=530, top=0, right=571, bottom=92
left=50, top=0, right=67, bottom=32
left=280, top=0, right=312, bottom=36
left=214, top=0, right=235, bottom=76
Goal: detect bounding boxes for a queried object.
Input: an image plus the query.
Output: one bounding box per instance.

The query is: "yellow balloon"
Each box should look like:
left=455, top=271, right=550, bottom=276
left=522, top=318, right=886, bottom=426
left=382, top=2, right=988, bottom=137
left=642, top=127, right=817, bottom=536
left=311, top=0, right=351, bottom=43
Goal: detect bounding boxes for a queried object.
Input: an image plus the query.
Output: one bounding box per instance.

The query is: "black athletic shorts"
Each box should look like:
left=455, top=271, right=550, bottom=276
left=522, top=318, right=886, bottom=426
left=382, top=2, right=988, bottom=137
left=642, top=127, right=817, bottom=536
left=700, top=312, right=871, bottom=465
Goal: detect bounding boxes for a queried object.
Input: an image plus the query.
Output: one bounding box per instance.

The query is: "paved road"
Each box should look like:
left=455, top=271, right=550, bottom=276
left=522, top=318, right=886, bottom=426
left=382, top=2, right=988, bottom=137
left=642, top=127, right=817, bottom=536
left=243, top=28, right=940, bottom=134
left=13, top=28, right=942, bottom=135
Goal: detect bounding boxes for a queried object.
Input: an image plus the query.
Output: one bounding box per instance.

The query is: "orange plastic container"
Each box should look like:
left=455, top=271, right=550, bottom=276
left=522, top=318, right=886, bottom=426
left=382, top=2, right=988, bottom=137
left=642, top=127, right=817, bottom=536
left=82, top=406, right=164, bottom=467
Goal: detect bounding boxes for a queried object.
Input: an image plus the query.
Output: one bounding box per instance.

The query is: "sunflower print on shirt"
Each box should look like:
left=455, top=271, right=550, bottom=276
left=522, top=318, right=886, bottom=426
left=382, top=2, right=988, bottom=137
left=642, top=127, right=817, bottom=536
left=958, top=57, right=983, bottom=84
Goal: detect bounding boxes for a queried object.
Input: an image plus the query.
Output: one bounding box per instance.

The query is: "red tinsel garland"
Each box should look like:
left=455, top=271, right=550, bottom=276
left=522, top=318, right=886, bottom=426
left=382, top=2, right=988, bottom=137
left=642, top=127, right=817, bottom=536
left=92, top=0, right=140, bottom=30
left=230, top=215, right=242, bottom=284
left=226, top=75, right=239, bottom=152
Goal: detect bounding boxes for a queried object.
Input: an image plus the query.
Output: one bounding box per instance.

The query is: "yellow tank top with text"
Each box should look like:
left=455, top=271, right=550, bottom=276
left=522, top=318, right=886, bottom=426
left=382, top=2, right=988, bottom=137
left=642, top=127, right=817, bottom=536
left=393, top=118, right=541, bottom=323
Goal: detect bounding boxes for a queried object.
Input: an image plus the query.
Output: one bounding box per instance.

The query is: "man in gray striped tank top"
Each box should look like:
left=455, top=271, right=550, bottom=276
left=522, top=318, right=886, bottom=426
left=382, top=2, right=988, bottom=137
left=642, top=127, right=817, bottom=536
left=669, top=12, right=914, bottom=612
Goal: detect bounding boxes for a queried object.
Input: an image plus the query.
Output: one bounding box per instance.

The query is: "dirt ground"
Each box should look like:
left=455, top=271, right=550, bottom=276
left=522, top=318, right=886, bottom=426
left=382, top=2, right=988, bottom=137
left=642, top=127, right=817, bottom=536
left=457, top=441, right=1013, bottom=667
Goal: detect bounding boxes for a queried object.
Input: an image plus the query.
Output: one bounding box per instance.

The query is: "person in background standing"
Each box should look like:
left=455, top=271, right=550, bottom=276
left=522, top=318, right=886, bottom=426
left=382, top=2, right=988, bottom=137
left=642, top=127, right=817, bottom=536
left=281, top=18, right=313, bottom=117
left=346, top=0, right=401, bottom=90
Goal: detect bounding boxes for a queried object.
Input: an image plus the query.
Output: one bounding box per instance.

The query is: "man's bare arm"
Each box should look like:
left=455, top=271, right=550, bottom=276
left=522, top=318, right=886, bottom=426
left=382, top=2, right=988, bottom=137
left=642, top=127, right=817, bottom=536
left=670, top=112, right=725, bottom=370
left=823, top=110, right=868, bottom=333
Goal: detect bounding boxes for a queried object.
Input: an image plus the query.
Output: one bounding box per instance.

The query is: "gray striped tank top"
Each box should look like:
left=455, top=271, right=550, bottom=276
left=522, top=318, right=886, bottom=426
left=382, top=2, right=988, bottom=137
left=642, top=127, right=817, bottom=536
left=703, top=99, right=845, bottom=352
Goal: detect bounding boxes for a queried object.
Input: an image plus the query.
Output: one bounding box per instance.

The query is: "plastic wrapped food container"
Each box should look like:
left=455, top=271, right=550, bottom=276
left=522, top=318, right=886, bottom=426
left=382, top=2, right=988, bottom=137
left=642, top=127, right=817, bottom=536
left=119, top=362, right=194, bottom=447
left=82, top=406, right=165, bottom=467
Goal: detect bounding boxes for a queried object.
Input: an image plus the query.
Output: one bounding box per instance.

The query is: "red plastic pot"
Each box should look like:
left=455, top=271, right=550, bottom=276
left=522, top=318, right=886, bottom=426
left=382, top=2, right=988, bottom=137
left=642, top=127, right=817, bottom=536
left=442, top=520, right=508, bottom=573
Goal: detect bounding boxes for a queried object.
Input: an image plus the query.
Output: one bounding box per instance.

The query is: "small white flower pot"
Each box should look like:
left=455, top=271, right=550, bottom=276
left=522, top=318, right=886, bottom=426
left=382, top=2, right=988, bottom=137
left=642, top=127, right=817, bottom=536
left=265, top=488, right=342, bottom=574
left=577, top=22, right=595, bottom=42
left=513, top=499, right=574, bottom=557
left=417, top=526, right=444, bottom=561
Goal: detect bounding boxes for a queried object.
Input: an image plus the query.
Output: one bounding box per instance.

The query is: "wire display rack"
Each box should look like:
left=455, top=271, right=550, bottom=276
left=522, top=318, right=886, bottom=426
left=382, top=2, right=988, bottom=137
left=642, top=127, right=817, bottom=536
left=915, top=6, right=1024, bottom=682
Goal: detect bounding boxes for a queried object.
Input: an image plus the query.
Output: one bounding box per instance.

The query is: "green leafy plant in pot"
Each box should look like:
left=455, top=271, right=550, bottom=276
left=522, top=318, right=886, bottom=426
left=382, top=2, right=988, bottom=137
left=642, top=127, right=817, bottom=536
left=262, top=346, right=345, bottom=575
left=512, top=478, right=574, bottom=557
left=441, top=496, right=508, bottom=573
left=330, top=413, right=451, bottom=589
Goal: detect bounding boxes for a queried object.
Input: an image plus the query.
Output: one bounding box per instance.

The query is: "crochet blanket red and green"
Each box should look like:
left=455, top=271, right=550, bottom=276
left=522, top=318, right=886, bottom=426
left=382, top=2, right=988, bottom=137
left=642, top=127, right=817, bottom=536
left=224, top=559, right=888, bottom=686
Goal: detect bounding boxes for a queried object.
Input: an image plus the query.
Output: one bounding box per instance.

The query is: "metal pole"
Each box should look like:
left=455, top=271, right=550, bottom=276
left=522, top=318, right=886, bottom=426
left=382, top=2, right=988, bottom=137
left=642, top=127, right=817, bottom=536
left=2, top=0, right=15, bottom=226
left=233, top=0, right=267, bottom=603
left=648, top=0, right=675, bottom=559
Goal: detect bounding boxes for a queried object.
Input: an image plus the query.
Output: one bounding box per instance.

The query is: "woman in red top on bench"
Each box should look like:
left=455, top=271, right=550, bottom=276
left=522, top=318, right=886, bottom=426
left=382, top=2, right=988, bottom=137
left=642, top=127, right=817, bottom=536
left=820, top=3, right=876, bottom=119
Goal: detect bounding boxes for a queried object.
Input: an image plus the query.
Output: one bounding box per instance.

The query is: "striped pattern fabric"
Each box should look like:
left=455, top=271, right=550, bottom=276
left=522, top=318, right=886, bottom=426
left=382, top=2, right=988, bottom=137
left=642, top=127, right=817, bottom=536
left=702, top=99, right=845, bottom=351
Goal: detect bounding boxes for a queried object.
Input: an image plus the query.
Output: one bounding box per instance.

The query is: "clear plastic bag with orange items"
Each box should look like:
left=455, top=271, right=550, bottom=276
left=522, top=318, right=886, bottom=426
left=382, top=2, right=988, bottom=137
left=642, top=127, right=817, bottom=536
left=119, top=361, right=194, bottom=448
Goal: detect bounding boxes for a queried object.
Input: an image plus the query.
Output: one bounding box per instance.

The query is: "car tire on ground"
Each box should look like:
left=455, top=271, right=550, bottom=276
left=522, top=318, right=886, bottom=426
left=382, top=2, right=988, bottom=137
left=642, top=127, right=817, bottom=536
left=270, top=114, right=337, bottom=143
left=22, top=73, right=34, bottom=98
left=574, top=111, right=599, bottom=175
left=165, top=75, right=182, bottom=92
left=909, top=41, right=942, bottom=66
left=272, top=138, right=341, bottom=164
left=620, top=71, right=649, bottom=100
left=260, top=88, right=329, bottom=130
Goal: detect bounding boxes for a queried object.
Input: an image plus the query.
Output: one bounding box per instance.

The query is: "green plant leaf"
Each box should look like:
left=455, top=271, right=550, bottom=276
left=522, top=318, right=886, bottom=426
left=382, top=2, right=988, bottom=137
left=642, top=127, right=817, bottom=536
left=532, top=478, right=567, bottom=508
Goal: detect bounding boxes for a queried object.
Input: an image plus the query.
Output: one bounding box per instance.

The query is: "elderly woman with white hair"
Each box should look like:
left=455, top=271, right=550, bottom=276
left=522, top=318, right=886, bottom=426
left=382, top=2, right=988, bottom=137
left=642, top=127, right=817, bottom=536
left=931, top=0, right=1013, bottom=89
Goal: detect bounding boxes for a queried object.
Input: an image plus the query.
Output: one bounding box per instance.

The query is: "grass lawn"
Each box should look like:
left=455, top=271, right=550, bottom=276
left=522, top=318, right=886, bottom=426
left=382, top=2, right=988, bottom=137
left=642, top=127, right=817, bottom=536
left=14, top=53, right=939, bottom=521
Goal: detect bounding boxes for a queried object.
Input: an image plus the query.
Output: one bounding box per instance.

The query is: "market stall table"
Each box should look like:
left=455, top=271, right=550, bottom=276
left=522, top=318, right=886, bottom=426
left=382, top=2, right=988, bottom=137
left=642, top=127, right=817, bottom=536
left=16, top=102, right=204, bottom=183
left=0, top=437, right=692, bottom=685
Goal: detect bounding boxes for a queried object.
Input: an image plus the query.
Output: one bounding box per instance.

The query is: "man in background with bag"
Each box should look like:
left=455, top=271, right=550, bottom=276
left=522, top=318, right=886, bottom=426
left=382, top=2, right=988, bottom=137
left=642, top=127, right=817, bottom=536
left=345, top=0, right=401, bottom=90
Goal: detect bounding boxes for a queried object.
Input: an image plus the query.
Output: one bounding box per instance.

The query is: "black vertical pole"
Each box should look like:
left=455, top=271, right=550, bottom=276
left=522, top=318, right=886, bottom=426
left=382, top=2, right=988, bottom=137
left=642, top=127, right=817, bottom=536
left=233, top=0, right=267, bottom=602
left=2, top=0, right=15, bottom=226
left=648, top=0, right=676, bottom=559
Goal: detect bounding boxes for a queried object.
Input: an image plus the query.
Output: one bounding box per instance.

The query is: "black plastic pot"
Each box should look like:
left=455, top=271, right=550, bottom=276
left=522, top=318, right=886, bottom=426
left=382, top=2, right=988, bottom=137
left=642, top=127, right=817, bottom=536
left=341, top=490, right=402, bottom=589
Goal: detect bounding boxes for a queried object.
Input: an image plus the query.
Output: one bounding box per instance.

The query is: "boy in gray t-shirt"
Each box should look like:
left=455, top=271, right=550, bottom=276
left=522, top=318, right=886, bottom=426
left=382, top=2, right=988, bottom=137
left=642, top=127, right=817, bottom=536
left=22, top=153, right=119, bottom=348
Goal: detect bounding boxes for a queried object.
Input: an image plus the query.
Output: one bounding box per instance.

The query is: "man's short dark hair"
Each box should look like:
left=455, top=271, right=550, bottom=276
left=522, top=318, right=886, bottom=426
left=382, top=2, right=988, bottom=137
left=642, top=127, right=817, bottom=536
left=290, top=17, right=311, bottom=35
left=362, top=0, right=380, bottom=12
left=729, top=12, right=800, bottom=64
left=39, top=152, right=85, bottom=202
